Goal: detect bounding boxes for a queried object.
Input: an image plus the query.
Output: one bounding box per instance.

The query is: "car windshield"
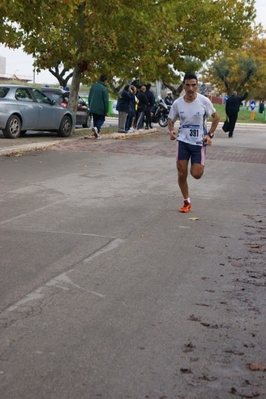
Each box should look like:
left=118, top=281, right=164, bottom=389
left=0, top=87, right=10, bottom=98
left=32, top=88, right=53, bottom=104
left=43, top=92, right=62, bottom=102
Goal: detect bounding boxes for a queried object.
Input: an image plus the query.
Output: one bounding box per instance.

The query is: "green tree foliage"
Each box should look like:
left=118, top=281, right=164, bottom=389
left=202, top=25, right=266, bottom=99
left=1, top=0, right=256, bottom=116
left=205, top=56, right=258, bottom=95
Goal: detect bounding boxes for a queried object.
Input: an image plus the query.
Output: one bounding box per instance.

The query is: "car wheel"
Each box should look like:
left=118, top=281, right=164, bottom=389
left=82, top=114, right=91, bottom=128
left=57, top=115, right=73, bottom=137
left=3, top=115, right=22, bottom=138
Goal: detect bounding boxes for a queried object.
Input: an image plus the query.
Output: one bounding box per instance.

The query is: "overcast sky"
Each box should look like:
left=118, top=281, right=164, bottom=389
left=0, top=0, right=265, bottom=85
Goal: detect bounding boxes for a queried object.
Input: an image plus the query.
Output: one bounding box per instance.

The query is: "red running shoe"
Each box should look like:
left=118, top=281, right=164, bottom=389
left=179, top=200, right=191, bottom=213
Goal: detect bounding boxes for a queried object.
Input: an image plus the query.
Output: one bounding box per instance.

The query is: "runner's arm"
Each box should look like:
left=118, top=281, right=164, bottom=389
left=204, top=111, right=220, bottom=146
left=168, top=118, right=176, bottom=141
left=209, top=111, right=220, bottom=135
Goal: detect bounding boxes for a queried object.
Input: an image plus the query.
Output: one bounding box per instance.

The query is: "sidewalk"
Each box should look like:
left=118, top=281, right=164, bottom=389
left=0, top=121, right=264, bottom=157
left=0, top=129, right=159, bottom=157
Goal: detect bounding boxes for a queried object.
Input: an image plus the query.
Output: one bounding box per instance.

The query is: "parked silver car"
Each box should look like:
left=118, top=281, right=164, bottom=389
left=0, top=85, right=75, bottom=138
left=40, top=87, right=91, bottom=128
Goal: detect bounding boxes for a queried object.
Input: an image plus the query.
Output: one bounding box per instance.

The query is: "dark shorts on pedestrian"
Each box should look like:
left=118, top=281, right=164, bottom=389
left=176, top=140, right=206, bottom=165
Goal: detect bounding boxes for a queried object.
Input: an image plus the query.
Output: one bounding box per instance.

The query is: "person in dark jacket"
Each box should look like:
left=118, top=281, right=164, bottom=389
left=165, top=91, right=174, bottom=106
left=259, top=100, right=265, bottom=114
left=116, top=85, right=134, bottom=133
left=225, top=90, right=249, bottom=138
left=144, top=83, right=155, bottom=129
left=136, top=85, right=149, bottom=130
left=125, top=86, right=138, bottom=132
left=88, top=75, right=109, bottom=139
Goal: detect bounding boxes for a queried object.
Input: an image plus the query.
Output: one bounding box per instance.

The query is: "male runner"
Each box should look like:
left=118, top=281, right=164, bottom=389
left=168, top=72, right=220, bottom=213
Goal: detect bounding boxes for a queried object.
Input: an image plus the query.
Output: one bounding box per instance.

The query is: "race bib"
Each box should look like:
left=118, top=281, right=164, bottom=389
left=181, top=124, right=203, bottom=143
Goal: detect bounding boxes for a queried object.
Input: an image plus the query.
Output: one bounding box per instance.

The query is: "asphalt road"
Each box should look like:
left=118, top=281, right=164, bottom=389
left=0, top=124, right=266, bottom=399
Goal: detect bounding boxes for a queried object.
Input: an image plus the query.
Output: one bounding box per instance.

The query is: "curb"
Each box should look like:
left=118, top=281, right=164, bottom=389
left=0, top=141, right=63, bottom=157
left=0, top=128, right=161, bottom=157
left=1, top=122, right=264, bottom=157
left=84, top=128, right=161, bottom=141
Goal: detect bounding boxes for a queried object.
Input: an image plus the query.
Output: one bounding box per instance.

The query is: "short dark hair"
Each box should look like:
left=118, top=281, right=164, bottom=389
left=146, top=83, right=151, bottom=89
left=100, top=75, right=107, bottom=82
left=183, top=72, right=198, bottom=83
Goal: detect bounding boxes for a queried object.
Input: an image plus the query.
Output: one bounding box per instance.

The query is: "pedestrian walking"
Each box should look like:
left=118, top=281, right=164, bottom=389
left=88, top=75, right=109, bottom=139
left=168, top=72, right=220, bottom=213
left=225, top=90, right=249, bottom=138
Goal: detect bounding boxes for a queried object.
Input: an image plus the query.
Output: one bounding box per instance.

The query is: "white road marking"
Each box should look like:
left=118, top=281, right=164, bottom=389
left=3, top=238, right=124, bottom=315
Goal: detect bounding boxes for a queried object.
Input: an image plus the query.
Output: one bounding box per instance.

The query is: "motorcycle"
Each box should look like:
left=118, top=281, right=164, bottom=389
left=150, top=97, right=170, bottom=127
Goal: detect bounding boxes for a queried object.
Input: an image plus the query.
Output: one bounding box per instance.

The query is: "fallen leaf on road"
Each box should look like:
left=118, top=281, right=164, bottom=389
left=180, top=368, right=193, bottom=374
left=182, top=342, right=196, bottom=352
left=187, top=380, right=200, bottom=387
left=141, top=233, right=147, bottom=237
left=248, top=363, right=266, bottom=371
left=188, top=314, right=201, bottom=322
left=199, top=373, right=218, bottom=381
left=200, top=322, right=219, bottom=329
left=247, top=244, right=261, bottom=248
left=229, top=386, right=260, bottom=397
left=189, top=217, right=199, bottom=221
left=195, top=303, right=210, bottom=307
left=224, top=349, right=244, bottom=355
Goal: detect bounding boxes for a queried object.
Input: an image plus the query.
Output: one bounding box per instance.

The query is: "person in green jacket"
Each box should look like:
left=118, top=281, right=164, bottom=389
left=88, top=75, right=109, bottom=139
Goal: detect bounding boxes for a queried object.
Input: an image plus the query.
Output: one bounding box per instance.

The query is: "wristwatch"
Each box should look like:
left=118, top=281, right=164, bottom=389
left=208, top=132, right=214, bottom=138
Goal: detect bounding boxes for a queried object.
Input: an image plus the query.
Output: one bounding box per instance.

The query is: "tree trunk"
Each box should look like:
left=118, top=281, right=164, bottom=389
left=69, top=65, right=82, bottom=134
left=48, top=66, right=73, bottom=88
left=162, top=81, right=183, bottom=99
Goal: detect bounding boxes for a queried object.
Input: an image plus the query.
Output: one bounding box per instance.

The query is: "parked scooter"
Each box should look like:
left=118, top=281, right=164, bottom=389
left=151, top=97, right=170, bottom=127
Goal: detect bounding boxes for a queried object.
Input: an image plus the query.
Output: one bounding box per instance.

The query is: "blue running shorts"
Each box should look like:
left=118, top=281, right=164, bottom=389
left=176, top=140, right=206, bottom=165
